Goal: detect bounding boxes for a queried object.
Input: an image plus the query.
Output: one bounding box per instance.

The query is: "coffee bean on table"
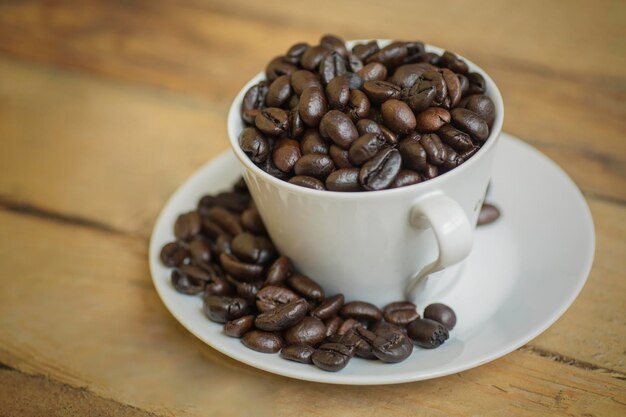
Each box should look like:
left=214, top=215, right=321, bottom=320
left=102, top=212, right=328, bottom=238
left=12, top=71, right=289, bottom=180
left=451, top=108, right=489, bottom=142
left=288, top=175, right=326, bottom=190
left=160, top=242, right=188, bottom=267
left=340, top=301, right=383, bottom=322
left=223, top=315, right=255, bottom=338
left=423, top=303, right=457, bottom=330
left=293, top=154, right=335, bottom=180
left=171, top=268, right=204, bottom=295
left=311, top=294, right=345, bottom=320
left=255, top=299, right=309, bottom=331
left=383, top=301, right=420, bottom=325
left=242, top=330, right=283, bottom=353
left=415, top=107, right=451, bottom=132
left=281, top=344, right=316, bottom=364
left=283, top=316, right=326, bottom=346
left=256, top=285, right=301, bottom=313
left=174, top=211, right=201, bottom=241
left=312, top=343, right=352, bottom=372
left=298, top=87, right=328, bottom=127
left=203, top=295, right=249, bottom=323
left=407, top=318, right=449, bottom=348
left=478, top=203, right=501, bottom=226
left=286, top=273, right=325, bottom=302
left=239, top=127, right=270, bottom=163
left=265, top=256, right=290, bottom=286
left=381, top=99, right=417, bottom=134
left=359, top=148, right=402, bottom=191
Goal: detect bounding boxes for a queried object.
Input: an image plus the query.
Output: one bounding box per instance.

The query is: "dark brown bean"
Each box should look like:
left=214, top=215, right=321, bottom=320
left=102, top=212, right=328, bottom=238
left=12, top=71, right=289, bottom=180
left=205, top=275, right=234, bottom=297
left=407, top=318, right=449, bottom=348
left=171, top=268, right=204, bottom=295
left=337, top=318, right=364, bottom=336
left=319, top=52, right=348, bottom=85
left=286, top=273, right=325, bottom=302
left=326, top=168, right=362, bottom=192
left=383, top=301, right=420, bottom=326
left=422, top=163, right=439, bottom=179
left=352, top=40, right=380, bottom=61
left=319, top=110, right=359, bottom=149
left=285, top=42, right=309, bottom=65
left=174, top=211, right=202, bottom=241
left=357, top=62, right=387, bottom=81
left=300, top=45, right=331, bottom=70
left=348, top=133, right=386, bottom=166
left=203, top=295, right=249, bottom=323
left=421, top=133, right=447, bottom=165
left=478, top=203, right=501, bottom=226
left=242, top=330, right=283, bottom=353
left=439, top=50, right=469, bottom=74
left=440, top=68, right=462, bottom=109
left=298, top=87, right=328, bottom=127
left=300, top=129, right=329, bottom=155
left=398, top=135, right=428, bottom=171
left=389, top=63, right=433, bottom=89
left=289, top=108, right=305, bottom=138
left=466, top=72, right=486, bottom=95
left=219, top=253, right=264, bottom=282
left=290, top=70, right=322, bottom=95
left=359, top=148, right=402, bottom=191
left=451, top=108, right=489, bottom=141
left=231, top=233, right=275, bottom=265
left=266, top=75, right=292, bottom=108
left=239, top=127, right=270, bottom=163
left=379, top=125, right=398, bottom=146
left=198, top=191, right=250, bottom=214
left=265, top=56, right=298, bottom=81
left=362, top=80, right=401, bottom=104
left=356, top=119, right=382, bottom=136
left=424, top=303, right=457, bottom=330
left=312, top=343, right=352, bottom=372
left=293, top=153, right=335, bottom=180
left=329, top=145, right=352, bottom=169
left=365, top=42, right=407, bottom=68
left=256, top=285, right=301, bottom=313
left=241, top=81, right=268, bottom=115
left=280, top=344, right=316, bottom=363
left=311, top=294, right=345, bottom=320
left=340, top=301, right=383, bottom=322
left=204, top=207, right=243, bottom=236
left=326, top=76, right=350, bottom=110
left=240, top=207, right=266, bottom=235
left=272, top=138, right=301, bottom=173
left=265, top=256, right=290, bottom=286
left=415, top=107, right=451, bottom=132
left=320, top=34, right=348, bottom=57
left=255, top=299, right=309, bottom=331
left=437, top=124, right=474, bottom=151
left=179, top=264, right=212, bottom=282
left=223, top=315, right=255, bottom=338
left=288, top=175, right=326, bottom=190
left=284, top=316, right=326, bottom=346
left=345, top=90, right=370, bottom=122
left=462, top=94, right=496, bottom=127
left=324, top=316, right=343, bottom=338
left=255, top=107, right=289, bottom=136
left=390, top=169, right=422, bottom=188
left=160, top=242, right=188, bottom=267
left=381, top=99, right=417, bottom=134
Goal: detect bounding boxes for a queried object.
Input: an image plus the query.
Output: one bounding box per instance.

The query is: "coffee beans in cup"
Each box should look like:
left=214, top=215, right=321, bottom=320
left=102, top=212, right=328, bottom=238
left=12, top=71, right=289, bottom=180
left=158, top=177, right=477, bottom=372
left=239, top=35, right=496, bottom=192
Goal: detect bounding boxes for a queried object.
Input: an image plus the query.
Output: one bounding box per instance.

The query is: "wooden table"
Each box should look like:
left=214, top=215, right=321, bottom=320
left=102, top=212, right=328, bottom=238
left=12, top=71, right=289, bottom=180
left=1, top=1, right=624, bottom=415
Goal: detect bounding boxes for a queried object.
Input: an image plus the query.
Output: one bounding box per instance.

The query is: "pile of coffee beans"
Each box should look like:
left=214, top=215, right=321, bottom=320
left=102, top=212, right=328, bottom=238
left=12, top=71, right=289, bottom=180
left=239, top=35, right=496, bottom=191
left=160, top=178, right=462, bottom=372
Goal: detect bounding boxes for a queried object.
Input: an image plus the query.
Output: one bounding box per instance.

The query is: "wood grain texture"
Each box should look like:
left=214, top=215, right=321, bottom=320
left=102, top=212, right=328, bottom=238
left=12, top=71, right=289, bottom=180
left=0, top=0, right=625, bottom=415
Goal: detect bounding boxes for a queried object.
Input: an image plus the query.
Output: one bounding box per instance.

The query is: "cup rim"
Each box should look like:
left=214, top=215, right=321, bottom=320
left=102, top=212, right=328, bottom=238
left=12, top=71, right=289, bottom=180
left=227, top=39, right=504, bottom=200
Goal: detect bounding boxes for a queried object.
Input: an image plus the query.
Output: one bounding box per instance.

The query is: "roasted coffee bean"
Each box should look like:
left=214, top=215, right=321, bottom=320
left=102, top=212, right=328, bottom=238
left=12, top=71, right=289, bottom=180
left=289, top=108, right=305, bottom=138
left=203, top=295, right=249, bottom=323
left=439, top=50, right=469, bottom=74
left=340, top=301, right=383, bottom=322
left=451, top=108, right=489, bottom=141
left=357, top=62, right=387, bottom=81
left=272, top=138, right=301, bottom=173
left=371, top=320, right=407, bottom=336
left=324, top=316, right=343, bottom=338
left=381, top=99, right=417, bottom=134
left=198, top=191, right=250, bottom=214
left=462, top=94, right=496, bottom=127
left=337, top=318, right=365, bottom=336
left=407, top=318, right=449, bottom=349
left=231, top=233, right=275, bottom=264
left=458, top=74, right=469, bottom=96
left=342, top=72, right=364, bottom=89
left=399, top=135, right=428, bottom=170
left=422, top=163, right=439, bottom=179
left=352, top=40, right=380, bottom=61
left=459, top=145, right=480, bottom=161
left=171, top=268, right=204, bottom=295
left=478, top=203, right=501, bottom=226
left=440, top=144, right=464, bottom=170
left=286, top=273, right=325, bottom=302
left=383, top=301, right=420, bottom=326
left=359, top=148, right=402, bottom=191
left=319, top=52, right=348, bottom=84
left=298, top=87, right=328, bottom=127
left=420, top=51, right=441, bottom=65
left=466, top=72, right=486, bottom=95
left=300, top=45, right=330, bottom=70
left=239, top=127, right=270, bottom=163
left=235, top=280, right=263, bottom=304
left=223, top=315, right=255, bottom=338
left=348, top=133, right=386, bottom=166
left=390, top=169, right=422, bottom=188
left=241, top=81, right=268, bottom=115
left=284, top=316, right=326, bottom=346
left=356, top=326, right=413, bottom=363
left=345, top=90, right=370, bottom=121
left=205, top=275, right=234, bottom=296
left=290, top=70, right=322, bottom=95
left=379, top=125, right=398, bottom=146
left=255, top=299, right=309, bottom=331
left=285, top=42, right=309, bottom=65
left=437, top=124, right=474, bottom=151
left=335, top=329, right=375, bottom=359
left=390, top=63, right=432, bottom=89
left=266, top=75, right=292, bottom=108
left=402, top=74, right=438, bottom=113
left=326, top=76, right=350, bottom=109
left=319, top=110, right=358, bottom=149
left=300, top=130, right=329, bottom=155
left=320, top=34, right=348, bottom=57
left=362, top=80, right=401, bottom=104
left=415, top=107, right=451, bottom=132
left=204, top=207, right=243, bottom=236
left=280, top=344, right=316, bottom=364
left=356, top=119, right=382, bottom=136
left=366, top=41, right=407, bottom=68
left=242, top=109, right=261, bottom=125
left=265, top=56, right=298, bottom=81
left=180, top=264, right=212, bottom=282
left=403, top=41, right=426, bottom=63
left=219, top=253, right=264, bottom=282
left=441, top=68, right=462, bottom=109
left=256, top=285, right=301, bottom=313
left=288, top=94, right=300, bottom=109
left=311, top=294, right=345, bottom=320
left=241, top=207, right=266, bottom=235
left=288, top=175, right=326, bottom=190
left=255, top=107, right=289, bottom=136
left=174, top=211, right=202, bottom=241
left=347, top=53, right=364, bottom=72
left=421, top=133, right=447, bottom=165
left=424, top=303, right=457, bottom=330
left=329, top=144, right=352, bottom=169
left=368, top=106, right=383, bottom=124
left=265, top=256, right=290, bottom=286
left=312, top=343, right=352, bottom=372
left=293, top=154, right=335, bottom=180
left=325, top=168, right=361, bottom=192
left=160, top=242, right=188, bottom=267
left=242, top=330, right=283, bottom=353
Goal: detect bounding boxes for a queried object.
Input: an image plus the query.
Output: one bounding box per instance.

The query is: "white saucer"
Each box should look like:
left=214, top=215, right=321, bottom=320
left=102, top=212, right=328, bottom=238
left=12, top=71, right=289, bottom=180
left=149, top=133, right=595, bottom=385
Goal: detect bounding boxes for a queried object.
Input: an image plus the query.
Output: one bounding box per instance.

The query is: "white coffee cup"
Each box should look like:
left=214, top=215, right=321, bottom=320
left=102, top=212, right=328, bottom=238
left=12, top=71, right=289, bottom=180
left=227, top=40, right=504, bottom=306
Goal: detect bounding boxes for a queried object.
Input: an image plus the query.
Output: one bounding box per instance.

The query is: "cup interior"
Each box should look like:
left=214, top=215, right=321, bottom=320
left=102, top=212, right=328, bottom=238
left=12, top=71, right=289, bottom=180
left=227, top=39, right=504, bottom=198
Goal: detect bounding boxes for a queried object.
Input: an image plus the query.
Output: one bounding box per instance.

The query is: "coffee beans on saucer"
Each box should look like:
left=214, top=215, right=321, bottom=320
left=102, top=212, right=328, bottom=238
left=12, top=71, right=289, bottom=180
left=239, top=34, right=496, bottom=192
left=159, top=178, right=462, bottom=372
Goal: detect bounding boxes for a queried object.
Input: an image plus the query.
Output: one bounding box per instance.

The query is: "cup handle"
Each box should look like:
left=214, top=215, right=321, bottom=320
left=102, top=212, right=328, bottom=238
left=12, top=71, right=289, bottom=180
left=405, top=191, right=473, bottom=301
